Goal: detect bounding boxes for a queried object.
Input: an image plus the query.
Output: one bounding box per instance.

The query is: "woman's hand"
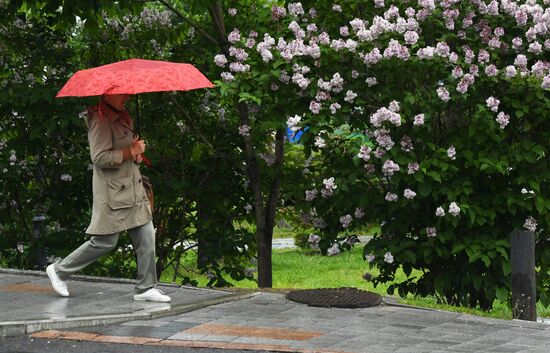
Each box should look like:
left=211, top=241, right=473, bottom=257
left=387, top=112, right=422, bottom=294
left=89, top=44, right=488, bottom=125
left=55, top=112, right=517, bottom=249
left=130, top=137, right=146, bottom=156
left=134, top=153, right=143, bottom=164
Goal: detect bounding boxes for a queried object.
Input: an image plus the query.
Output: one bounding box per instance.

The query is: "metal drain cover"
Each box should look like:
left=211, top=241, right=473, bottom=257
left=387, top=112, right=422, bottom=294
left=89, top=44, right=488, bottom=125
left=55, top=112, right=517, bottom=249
left=286, top=287, right=382, bottom=308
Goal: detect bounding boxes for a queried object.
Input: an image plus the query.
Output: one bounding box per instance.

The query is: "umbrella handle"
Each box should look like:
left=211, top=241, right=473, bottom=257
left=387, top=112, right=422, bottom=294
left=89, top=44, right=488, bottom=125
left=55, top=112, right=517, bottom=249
left=141, top=154, right=152, bottom=167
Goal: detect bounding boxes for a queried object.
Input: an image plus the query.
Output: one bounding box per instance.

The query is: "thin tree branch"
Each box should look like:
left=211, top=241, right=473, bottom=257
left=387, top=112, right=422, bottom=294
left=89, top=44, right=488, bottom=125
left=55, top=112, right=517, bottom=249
left=162, top=92, right=215, bottom=151
left=155, top=0, right=220, bottom=47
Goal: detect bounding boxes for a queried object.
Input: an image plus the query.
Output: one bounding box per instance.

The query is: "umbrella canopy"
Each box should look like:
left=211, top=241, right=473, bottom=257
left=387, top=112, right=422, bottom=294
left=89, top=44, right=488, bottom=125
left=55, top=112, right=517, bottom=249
left=56, top=58, right=215, bottom=98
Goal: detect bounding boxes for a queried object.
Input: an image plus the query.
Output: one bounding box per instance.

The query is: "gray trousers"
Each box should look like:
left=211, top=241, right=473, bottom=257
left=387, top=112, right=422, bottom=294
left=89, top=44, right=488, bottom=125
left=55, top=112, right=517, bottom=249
left=54, top=221, right=157, bottom=293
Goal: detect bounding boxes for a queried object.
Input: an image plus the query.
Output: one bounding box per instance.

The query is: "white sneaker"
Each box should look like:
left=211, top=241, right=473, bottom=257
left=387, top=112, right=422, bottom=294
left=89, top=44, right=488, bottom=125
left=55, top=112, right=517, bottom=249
left=133, top=288, right=171, bottom=303
left=46, top=264, right=69, bottom=297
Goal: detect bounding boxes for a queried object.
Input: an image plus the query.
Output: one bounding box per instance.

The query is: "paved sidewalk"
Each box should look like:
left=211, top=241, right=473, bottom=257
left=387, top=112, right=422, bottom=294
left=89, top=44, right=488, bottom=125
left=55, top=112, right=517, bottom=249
left=0, top=269, right=251, bottom=337
left=2, top=270, right=550, bottom=352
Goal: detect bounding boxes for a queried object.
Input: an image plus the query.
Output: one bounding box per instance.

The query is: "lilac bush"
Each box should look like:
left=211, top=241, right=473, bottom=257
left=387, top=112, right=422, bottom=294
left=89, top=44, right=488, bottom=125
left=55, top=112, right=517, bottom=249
left=215, top=0, right=550, bottom=309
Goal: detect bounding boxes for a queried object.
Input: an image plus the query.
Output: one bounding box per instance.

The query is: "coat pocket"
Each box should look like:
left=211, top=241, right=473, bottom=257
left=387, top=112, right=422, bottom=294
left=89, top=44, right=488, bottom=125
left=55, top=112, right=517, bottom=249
left=106, top=176, right=136, bottom=210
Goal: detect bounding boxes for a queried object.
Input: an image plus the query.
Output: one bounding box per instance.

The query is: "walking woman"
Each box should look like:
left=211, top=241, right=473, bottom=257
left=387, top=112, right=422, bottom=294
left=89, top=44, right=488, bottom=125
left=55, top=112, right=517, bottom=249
left=46, top=94, right=170, bottom=303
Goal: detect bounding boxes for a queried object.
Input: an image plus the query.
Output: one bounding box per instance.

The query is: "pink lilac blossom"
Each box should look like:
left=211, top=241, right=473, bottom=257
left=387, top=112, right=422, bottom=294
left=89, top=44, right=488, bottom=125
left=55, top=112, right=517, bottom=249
left=449, top=52, right=459, bottom=63
left=246, top=38, right=256, bottom=48
left=308, top=234, right=320, bottom=249
left=313, top=217, right=326, bottom=228
left=448, top=202, right=461, bottom=216
left=319, top=32, right=330, bottom=45
left=229, top=46, right=249, bottom=61
left=350, top=18, right=365, bottom=32
left=271, top=5, right=287, bottom=20
left=452, top=66, right=463, bottom=79
left=309, top=101, right=321, bottom=114
left=229, top=62, right=250, bottom=72
left=531, top=61, right=548, bottom=78
left=287, top=115, right=302, bottom=132
left=358, top=145, right=372, bottom=161
left=404, top=189, right=416, bottom=199
left=426, top=227, right=437, bottom=237
left=288, top=2, right=305, bottom=16
left=307, top=23, right=318, bottom=32
left=340, top=26, right=350, bottom=37
left=385, top=192, right=398, bottom=202
left=401, top=136, right=414, bottom=152
left=330, top=73, right=345, bottom=93
left=271, top=83, right=279, bottom=91
left=388, top=100, right=400, bottom=112
left=292, top=73, right=310, bottom=89
left=351, top=70, right=359, bottom=79
left=404, top=30, right=419, bottom=45
left=542, top=75, right=550, bottom=89
left=366, top=77, right=378, bottom=86
left=279, top=70, right=291, bottom=84
left=228, top=28, right=240, bottom=43
left=214, top=54, right=227, bottom=67
left=485, top=64, right=498, bottom=76
left=384, top=252, right=394, bottom=263
left=505, top=65, right=517, bottom=77
left=447, top=146, right=456, bottom=160
left=413, top=114, right=425, bottom=126
left=408, top=162, right=419, bottom=174
left=370, top=107, right=401, bottom=127
left=514, top=54, right=528, bottom=68
left=238, top=125, right=250, bottom=137
left=374, top=128, right=395, bottom=150
left=436, top=207, right=445, bottom=217
left=435, top=42, right=450, bottom=57
left=305, top=189, right=317, bottom=201
left=327, top=244, right=341, bottom=256
left=344, top=90, right=358, bottom=103
left=496, top=112, right=510, bottom=129
left=332, top=4, right=342, bottom=12
left=221, top=72, right=235, bottom=81
left=60, top=174, right=72, bottom=182
left=486, top=96, right=500, bottom=112
left=355, top=207, right=365, bottom=219
left=382, top=159, right=400, bottom=176
left=228, top=8, right=237, bottom=16
left=512, top=37, right=523, bottom=50
left=365, top=164, right=376, bottom=174
left=364, top=48, right=383, bottom=65
left=437, top=87, right=450, bottom=102
left=478, top=49, right=490, bottom=63
left=323, top=177, right=337, bottom=191
left=417, top=46, right=435, bottom=59
left=374, top=147, right=387, bottom=159
left=340, top=214, right=353, bottom=228
left=524, top=217, right=537, bottom=232
left=529, top=42, right=543, bottom=54
left=330, top=103, right=341, bottom=114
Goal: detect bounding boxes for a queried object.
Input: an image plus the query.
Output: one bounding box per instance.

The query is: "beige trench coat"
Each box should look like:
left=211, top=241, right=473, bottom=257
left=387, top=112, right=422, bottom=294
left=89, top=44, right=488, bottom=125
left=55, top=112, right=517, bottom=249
left=85, top=105, right=152, bottom=235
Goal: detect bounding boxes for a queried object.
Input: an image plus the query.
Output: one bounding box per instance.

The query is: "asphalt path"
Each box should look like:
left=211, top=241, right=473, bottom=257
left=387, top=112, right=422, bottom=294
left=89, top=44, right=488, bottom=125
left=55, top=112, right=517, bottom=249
left=0, top=336, right=265, bottom=353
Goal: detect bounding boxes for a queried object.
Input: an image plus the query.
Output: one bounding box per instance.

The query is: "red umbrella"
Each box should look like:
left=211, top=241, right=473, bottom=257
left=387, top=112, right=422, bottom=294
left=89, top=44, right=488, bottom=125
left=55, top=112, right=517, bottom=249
left=56, top=59, right=215, bottom=168
left=56, top=58, right=215, bottom=97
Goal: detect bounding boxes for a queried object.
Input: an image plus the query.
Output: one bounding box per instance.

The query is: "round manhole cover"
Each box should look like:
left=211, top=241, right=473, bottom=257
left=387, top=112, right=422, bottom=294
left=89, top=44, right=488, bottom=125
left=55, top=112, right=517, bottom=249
left=286, top=287, right=382, bottom=308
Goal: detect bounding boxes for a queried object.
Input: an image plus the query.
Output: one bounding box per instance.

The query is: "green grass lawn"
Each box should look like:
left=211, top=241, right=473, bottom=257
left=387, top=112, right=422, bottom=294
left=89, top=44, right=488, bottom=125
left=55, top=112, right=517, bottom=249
left=160, top=246, right=550, bottom=320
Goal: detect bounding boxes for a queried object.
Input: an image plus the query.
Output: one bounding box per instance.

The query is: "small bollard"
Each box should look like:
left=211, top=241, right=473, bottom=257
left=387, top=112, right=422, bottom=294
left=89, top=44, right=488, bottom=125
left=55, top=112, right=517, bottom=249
left=510, top=230, right=536, bottom=321
left=32, top=215, right=47, bottom=271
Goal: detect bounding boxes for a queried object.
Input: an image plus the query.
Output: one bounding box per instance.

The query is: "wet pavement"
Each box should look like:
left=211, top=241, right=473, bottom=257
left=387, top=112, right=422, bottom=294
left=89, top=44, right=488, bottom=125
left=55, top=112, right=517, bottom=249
left=2, top=269, right=550, bottom=352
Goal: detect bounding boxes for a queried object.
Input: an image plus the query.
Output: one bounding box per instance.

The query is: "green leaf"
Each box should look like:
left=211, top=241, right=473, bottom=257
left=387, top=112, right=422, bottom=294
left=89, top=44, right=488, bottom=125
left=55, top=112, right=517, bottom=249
left=427, top=171, right=442, bottom=182
left=418, top=181, right=432, bottom=196
left=495, top=287, right=509, bottom=302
